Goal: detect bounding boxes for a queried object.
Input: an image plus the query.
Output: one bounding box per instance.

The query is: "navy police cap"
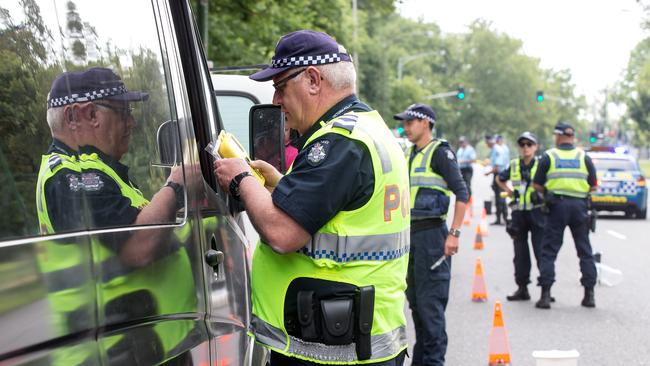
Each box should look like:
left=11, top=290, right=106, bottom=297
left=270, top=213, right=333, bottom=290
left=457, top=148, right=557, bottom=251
left=47, top=67, right=149, bottom=109
left=553, top=121, right=575, bottom=136
left=393, top=103, right=436, bottom=124
left=250, top=30, right=353, bottom=82
left=517, top=131, right=538, bottom=144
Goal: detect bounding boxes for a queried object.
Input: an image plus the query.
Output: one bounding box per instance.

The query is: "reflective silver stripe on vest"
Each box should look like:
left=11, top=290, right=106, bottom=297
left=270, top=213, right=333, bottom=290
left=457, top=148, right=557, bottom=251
left=511, top=180, right=522, bottom=187
left=547, top=172, right=588, bottom=180
left=300, top=230, right=409, bottom=263
left=251, top=315, right=287, bottom=350
left=410, top=176, right=448, bottom=189
left=549, top=189, right=589, bottom=198
left=283, top=326, right=407, bottom=363
left=353, top=122, right=392, bottom=174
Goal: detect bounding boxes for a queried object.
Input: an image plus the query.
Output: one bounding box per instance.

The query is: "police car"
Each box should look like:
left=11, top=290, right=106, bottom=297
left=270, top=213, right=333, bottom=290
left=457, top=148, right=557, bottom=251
left=587, top=148, right=647, bottom=219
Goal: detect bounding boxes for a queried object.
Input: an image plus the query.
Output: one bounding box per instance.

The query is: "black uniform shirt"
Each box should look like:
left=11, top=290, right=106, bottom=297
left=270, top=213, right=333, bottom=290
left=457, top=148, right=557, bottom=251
left=409, top=140, right=469, bottom=204
left=533, top=143, right=597, bottom=188
left=78, top=145, right=141, bottom=230
left=43, top=139, right=84, bottom=232
left=272, top=94, right=376, bottom=235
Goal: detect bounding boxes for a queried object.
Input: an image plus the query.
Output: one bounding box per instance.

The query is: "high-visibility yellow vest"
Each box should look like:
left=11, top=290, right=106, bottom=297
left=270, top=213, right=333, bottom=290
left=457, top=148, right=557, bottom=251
left=406, top=140, right=452, bottom=219
left=36, top=151, right=96, bottom=365
left=509, top=157, right=538, bottom=210
left=545, top=147, right=590, bottom=198
left=251, top=111, right=410, bottom=364
left=77, top=152, right=195, bottom=356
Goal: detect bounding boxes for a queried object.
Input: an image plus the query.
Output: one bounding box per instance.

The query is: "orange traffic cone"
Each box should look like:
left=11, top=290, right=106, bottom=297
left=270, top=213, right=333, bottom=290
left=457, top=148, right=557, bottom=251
left=480, top=207, right=489, bottom=236
left=463, top=205, right=472, bottom=226
left=468, top=196, right=474, bottom=218
left=474, top=224, right=484, bottom=250
left=471, top=258, right=488, bottom=302
left=488, top=301, right=512, bottom=365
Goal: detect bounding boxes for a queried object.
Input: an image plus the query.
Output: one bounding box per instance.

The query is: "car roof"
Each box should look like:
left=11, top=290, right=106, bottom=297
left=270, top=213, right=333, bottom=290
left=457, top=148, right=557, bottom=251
left=210, top=74, right=274, bottom=104
left=586, top=151, right=635, bottom=161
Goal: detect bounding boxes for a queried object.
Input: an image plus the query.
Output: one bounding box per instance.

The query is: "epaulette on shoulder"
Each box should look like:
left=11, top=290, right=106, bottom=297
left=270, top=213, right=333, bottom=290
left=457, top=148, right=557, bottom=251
left=332, top=114, right=359, bottom=133
left=436, top=138, right=450, bottom=147
left=47, top=154, right=63, bottom=171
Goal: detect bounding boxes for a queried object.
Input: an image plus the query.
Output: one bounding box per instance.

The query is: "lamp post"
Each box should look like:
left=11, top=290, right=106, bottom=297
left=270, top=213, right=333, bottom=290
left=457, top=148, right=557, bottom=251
left=397, top=51, right=437, bottom=80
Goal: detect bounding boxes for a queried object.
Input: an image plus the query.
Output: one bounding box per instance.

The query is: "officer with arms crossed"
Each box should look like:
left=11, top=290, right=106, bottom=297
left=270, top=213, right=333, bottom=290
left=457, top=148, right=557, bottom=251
left=214, top=30, right=410, bottom=365
left=394, top=104, right=468, bottom=366
left=533, top=122, right=598, bottom=309
left=497, top=132, right=546, bottom=301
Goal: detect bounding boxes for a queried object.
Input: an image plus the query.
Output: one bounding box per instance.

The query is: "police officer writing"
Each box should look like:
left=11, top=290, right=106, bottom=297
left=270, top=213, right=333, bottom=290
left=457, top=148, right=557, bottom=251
left=214, top=30, right=410, bottom=365
left=497, top=132, right=547, bottom=301
left=533, top=122, right=598, bottom=309
left=394, top=104, right=468, bottom=366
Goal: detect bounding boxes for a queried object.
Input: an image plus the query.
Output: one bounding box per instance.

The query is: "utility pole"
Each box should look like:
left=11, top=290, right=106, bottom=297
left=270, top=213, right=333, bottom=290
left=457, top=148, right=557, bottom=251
left=397, top=51, right=436, bottom=80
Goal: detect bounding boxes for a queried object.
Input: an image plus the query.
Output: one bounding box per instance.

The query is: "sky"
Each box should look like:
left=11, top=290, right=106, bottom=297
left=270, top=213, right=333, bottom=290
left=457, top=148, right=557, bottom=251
left=397, top=0, right=647, bottom=113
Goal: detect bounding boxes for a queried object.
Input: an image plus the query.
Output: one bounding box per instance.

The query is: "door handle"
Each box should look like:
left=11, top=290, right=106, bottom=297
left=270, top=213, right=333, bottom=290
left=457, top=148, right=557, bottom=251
left=205, top=249, right=224, bottom=268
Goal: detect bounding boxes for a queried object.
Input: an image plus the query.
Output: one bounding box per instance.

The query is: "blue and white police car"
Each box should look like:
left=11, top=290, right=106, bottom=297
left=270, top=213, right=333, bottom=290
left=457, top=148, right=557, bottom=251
left=587, top=148, right=647, bottom=219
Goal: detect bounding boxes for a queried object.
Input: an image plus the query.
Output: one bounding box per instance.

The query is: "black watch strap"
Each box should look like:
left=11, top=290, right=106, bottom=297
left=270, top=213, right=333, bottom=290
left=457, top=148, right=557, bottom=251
left=165, top=181, right=185, bottom=209
left=229, top=171, right=253, bottom=200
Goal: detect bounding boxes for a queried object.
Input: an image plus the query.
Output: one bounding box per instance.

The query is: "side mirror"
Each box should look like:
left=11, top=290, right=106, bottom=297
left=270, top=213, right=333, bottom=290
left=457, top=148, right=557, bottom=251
left=249, top=104, right=286, bottom=173
left=156, top=120, right=180, bottom=166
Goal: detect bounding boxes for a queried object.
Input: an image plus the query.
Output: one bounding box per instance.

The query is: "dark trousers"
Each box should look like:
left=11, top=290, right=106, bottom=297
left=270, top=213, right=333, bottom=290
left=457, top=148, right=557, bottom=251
left=406, top=225, right=450, bottom=366
left=511, top=209, right=546, bottom=286
left=270, top=350, right=406, bottom=365
left=537, top=197, right=597, bottom=288
left=460, top=167, right=473, bottom=198
left=492, top=176, right=507, bottom=222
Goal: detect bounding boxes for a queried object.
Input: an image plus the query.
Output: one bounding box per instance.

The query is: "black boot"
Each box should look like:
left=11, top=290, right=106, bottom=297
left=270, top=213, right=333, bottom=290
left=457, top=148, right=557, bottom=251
left=507, top=285, right=530, bottom=301
left=535, top=287, right=552, bottom=309
left=581, top=287, right=595, bottom=308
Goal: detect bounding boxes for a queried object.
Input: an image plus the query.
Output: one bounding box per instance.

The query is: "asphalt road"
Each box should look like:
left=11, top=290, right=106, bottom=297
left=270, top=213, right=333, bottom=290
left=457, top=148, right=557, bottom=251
left=405, top=165, right=650, bottom=366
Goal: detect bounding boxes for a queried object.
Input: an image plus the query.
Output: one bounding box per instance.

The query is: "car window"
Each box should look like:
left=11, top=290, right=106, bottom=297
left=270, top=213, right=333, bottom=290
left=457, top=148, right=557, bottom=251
left=215, top=94, right=257, bottom=153
left=0, top=0, right=183, bottom=239
left=591, top=158, right=637, bottom=172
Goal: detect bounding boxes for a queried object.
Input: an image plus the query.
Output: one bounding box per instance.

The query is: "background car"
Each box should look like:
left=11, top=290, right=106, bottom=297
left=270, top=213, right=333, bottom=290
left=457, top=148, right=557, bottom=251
left=587, top=149, right=648, bottom=219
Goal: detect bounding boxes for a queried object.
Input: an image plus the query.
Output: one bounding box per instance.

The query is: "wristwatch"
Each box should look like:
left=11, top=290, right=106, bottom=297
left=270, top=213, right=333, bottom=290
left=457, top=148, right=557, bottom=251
left=229, top=171, right=253, bottom=200
left=448, top=228, right=461, bottom=238
left=164, top=181, right=185, bottom=209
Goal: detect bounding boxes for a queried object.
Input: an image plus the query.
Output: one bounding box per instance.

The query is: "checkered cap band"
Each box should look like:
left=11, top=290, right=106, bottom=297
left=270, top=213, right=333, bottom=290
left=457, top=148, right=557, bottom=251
left=270, top=53, right=345, bottom=68
left=47, top=85, right=128, bottom=108
left=407, top=110, right=435, bottom=123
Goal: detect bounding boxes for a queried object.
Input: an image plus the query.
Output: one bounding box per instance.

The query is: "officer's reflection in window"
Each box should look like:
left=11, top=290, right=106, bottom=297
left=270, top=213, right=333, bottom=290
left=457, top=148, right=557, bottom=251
left=43, top=68, right=197, bottom=363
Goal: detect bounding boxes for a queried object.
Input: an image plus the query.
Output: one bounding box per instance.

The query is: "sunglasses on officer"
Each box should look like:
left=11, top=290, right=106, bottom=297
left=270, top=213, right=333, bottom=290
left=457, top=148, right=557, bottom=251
left=518, top=141, right=535, bottom=148
left=94, top=102, right=135, bottom=121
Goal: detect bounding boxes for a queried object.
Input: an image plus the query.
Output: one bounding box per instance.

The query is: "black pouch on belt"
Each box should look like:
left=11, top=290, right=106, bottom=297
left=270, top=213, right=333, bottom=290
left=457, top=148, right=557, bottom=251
left=320, top=297, right=354, bottom=345
left=297, top=291, right=319, bottom=341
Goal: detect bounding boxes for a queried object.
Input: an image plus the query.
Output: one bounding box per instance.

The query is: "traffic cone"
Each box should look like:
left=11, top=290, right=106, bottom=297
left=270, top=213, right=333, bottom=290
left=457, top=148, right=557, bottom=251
left=488, top=301, right=512, bottom=365
left=471, top=258, right=488, bottom=302
left=474, top=224, right=484, bottom=250
left=480, top=207, right=489, bottom=236
left=463, top=205, right=472, bottom=226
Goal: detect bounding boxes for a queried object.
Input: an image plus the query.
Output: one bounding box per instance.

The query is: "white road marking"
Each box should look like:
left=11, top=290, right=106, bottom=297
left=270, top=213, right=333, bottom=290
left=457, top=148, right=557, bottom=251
left=606, top=230, right=627, bottom=240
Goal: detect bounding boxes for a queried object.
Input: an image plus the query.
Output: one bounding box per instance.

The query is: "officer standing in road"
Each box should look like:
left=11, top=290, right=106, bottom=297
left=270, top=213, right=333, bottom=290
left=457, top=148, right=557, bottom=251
left=533, top=122, right=598, bottom=309
left=497, top=132, right=546, bottom=301
left=214, top=30, right=410, bottom=365
left=485, top=135, right=508, bottom=224
left=456, top=136, right=476, bottom=199
left=394, top=103, right=468, bottom=366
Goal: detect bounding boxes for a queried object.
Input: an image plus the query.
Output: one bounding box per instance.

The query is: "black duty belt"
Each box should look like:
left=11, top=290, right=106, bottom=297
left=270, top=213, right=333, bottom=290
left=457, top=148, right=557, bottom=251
left=410, top=218, right=445, bottom=232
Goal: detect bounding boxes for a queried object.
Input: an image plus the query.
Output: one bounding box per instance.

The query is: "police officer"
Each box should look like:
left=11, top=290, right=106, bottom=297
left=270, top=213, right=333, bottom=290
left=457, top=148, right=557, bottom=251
left=47, top=67, right=196, bottom=363
left=394, top=104, right=468, bottom=366
left=485, top=135, right=508, bottom=224
left=214, top=30, right=409, bottom=365
left=533, top=122, right=598, bottom=309
left=497, top=132, right=546, bottom=301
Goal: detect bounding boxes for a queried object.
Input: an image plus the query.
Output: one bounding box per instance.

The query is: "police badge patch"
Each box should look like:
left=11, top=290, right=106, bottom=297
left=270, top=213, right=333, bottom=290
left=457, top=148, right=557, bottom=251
left=446, top=149, right=456, bottom=160
left=307, top=140, right=330, bottom=166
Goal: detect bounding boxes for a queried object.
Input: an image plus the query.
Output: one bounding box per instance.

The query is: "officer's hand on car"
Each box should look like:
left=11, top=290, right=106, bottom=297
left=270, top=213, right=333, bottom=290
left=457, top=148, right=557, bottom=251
left=214, top=158, right=252, bottom=192
left=250, top=159, right=283, bottom=190
left=444, top=235, right=459, bottom=256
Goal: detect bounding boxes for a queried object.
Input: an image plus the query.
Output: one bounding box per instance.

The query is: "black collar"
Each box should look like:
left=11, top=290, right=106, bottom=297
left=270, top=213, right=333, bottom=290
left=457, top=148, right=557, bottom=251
left=49, top=139, right=76, bottom=157
left=558, top=143, right=575, bottom=150
left=293, top=94, right=371, bottom=150
left=78, top=145, right=132, bottom=184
